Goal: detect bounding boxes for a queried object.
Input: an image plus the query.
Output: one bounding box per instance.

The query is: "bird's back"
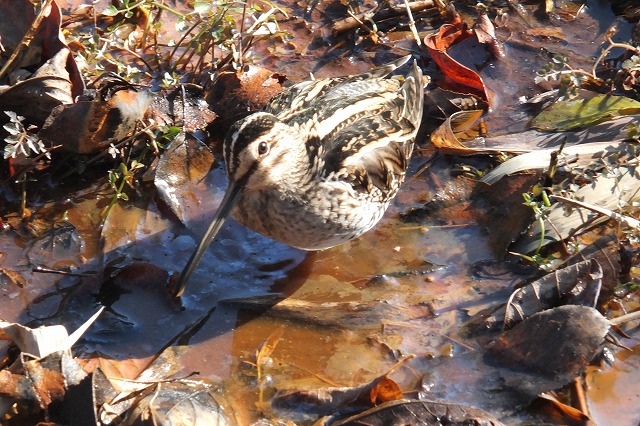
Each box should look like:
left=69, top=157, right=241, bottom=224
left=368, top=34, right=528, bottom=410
left=268, top=58, right=424, bottom=201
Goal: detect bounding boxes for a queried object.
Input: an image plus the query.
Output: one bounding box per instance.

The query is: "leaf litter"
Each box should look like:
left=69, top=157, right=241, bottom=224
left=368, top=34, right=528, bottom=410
left=0, top=0, right=639, bottom=424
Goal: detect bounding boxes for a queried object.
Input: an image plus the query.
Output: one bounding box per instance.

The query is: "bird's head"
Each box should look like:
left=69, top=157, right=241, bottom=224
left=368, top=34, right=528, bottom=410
left=223, top=112, right=302, bottom=191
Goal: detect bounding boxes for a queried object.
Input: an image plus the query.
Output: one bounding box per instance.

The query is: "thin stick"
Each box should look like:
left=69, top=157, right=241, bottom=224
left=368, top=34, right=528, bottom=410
left=573, top=377, right=590, bottom=418
left=550, top=195, right=640, bottom=230
left=593, top=38, right=640, bottom=79
left=403, top=0, right=422, bottom=47
left=609, top=309, right=640, bottom=326
left=332, top=0, right=435, bottom=37
left=0, top=0, right=55, bottom=80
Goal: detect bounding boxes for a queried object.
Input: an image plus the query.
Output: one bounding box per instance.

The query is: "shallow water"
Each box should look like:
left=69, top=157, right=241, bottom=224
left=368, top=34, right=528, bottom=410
left=1, top=0, right=639, bottom=423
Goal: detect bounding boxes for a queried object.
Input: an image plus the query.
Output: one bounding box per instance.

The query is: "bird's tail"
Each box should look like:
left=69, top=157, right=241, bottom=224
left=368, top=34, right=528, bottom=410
left=360, top=55, right=413, bottom=80
left=401, top=60, right=425, bottom=130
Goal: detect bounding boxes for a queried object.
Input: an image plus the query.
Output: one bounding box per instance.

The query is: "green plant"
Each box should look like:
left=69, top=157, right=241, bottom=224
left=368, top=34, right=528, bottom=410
left=534, top=54, right=589, bottom=100
left=522, top=188, right=552, bottom=256
left=103, top=160, right=144, bottom=219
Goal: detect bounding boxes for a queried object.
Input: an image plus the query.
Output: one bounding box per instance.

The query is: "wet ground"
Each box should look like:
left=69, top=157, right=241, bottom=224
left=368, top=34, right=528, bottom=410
left=1, top=0, right=639, bottom=424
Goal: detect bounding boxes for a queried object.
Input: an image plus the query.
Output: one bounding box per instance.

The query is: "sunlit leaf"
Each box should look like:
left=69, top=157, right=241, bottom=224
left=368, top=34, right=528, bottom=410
left=0, top=307, right=103, bottom=358
left=531, top=94, right=640, bottom=131
left=102, top=5, right=120, bottom=16
left=430, top=110, right=488, bottom=153
left=193, top=2, right=211, bottom=14
left=424, top=22, right=490, bottom=105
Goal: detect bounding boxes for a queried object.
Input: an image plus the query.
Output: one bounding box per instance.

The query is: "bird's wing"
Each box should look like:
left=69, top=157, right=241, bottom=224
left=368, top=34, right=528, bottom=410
left=318, top=105, right=416, bottom=195
left=265, top=55, right=412, bottom=120
left=315, top=61, right=424, bottom=195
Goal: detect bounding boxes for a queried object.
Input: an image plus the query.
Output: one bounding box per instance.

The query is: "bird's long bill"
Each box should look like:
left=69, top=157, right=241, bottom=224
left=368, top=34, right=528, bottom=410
left=174, top=181, right=242, bottom=297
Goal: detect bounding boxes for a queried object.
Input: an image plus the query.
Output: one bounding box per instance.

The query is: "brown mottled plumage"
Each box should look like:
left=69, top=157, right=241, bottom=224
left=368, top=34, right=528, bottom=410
left=176, top=56, right=425, bottom=295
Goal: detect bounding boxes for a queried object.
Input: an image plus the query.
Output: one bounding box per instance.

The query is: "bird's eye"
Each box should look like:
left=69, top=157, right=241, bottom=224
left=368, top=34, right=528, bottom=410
left=257, top=141, right=269, bottom=156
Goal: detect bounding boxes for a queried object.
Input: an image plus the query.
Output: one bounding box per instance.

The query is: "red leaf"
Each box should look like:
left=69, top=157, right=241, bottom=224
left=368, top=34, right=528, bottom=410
left=424, top=23, right=490, bottom=105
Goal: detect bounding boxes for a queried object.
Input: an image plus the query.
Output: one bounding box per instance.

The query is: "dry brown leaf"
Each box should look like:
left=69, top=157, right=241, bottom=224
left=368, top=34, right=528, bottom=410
left=538, top=392, right=590, bottom=423
left=39, top=90, right=151, bottom=154
left=486, top=305, right=610, bottom=379
left=332, top=399, right=505, bottom=426
left=430, top=109, right=487, bottom=154
left=205, top=65, right=287, bottom=125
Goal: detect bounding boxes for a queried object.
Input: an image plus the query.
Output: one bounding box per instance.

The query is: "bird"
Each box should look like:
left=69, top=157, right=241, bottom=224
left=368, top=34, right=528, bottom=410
left=174, top=56, right=425, bottom=296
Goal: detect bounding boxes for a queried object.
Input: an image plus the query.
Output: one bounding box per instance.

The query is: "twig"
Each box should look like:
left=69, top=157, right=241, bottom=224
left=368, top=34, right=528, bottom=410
left=593, top=38, right=640, bottom=79
left=573, top=377, right=590, bottom=419
left=0, top=0, right=55, bottom=80
left=609, top=309, right=640, bottom=326
left=345, top=9, right=378, bottom=41
left=403, top=0, right=422, bottom=47
left=32, top=266, right=96, bottom=277
left=332, top=0, right=435, bottom=38
left=167, top=17, right=202, bottom=72
left=550, top=195, right=640, bottom=230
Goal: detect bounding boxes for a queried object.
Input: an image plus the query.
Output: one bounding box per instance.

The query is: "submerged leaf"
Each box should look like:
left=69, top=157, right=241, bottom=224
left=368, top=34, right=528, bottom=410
left=486, top=305, right=610, bottom=379
left=271, top=357, right=411, bottom=416
left=503, top=259, right=602, bottom=329
left=333, top=399, right=505, bottom=426
left=531, top=94, right=640, bottom=132
left=154, top=133, right=215, bottom=224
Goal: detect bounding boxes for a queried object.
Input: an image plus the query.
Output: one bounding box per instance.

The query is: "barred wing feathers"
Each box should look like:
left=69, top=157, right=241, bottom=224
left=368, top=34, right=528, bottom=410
left=317, top=61, right=424, bottom=197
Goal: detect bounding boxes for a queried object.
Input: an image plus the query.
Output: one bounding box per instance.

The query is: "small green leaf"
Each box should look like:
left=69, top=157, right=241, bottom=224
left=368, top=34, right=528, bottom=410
left=102, top=5, right=120, bottom=16
left=531, top=94, right=640, bottom=132
left=193, top=1, right=211, bottom=14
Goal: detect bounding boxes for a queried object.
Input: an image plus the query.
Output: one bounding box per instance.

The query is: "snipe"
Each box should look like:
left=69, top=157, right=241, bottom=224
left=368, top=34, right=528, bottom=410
left=175, top=56, right=425, bottom=295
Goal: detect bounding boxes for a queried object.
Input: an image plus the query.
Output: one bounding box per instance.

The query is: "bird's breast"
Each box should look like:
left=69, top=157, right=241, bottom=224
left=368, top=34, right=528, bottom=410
left=230, top=182, right=390, bottom=250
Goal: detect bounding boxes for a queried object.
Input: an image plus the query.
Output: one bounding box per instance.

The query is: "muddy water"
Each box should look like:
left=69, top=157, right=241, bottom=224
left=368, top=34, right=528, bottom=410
left=1, top=0, right=639, bottom=424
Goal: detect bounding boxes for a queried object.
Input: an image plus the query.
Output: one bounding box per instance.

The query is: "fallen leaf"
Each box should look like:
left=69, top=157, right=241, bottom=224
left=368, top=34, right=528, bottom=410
left=205, top=65, right=287, bottom=125
left=368, top=376, right=403, bottom=405
left=485, top=305, right=610, bottom=379
left=0, top=351, right=88, bottom=413
left=0, top=307, right=104, bottom=358
left=271, top=356, right=411, bottom=416
left=502, top=259, right=602, bottom=330
left=531, top=94, right=640, bottom=132
left=474, top=14, right=505, bottom=59
left=39, top=90, right=151, bottom=154
left=154, top=133, right=215, bottom=224
left=537, top=392, right=590, bottom=423
left=147, top=84, right=217, bottom=133
left=430, top=109, right=487, bottom=153
left=526, top=27, right=567, bottom=40
left=424, top=22, right=490, bottom=104
left=332, top=399, right=505, bottom=426
left=118, top=380, right=228, bottom=426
